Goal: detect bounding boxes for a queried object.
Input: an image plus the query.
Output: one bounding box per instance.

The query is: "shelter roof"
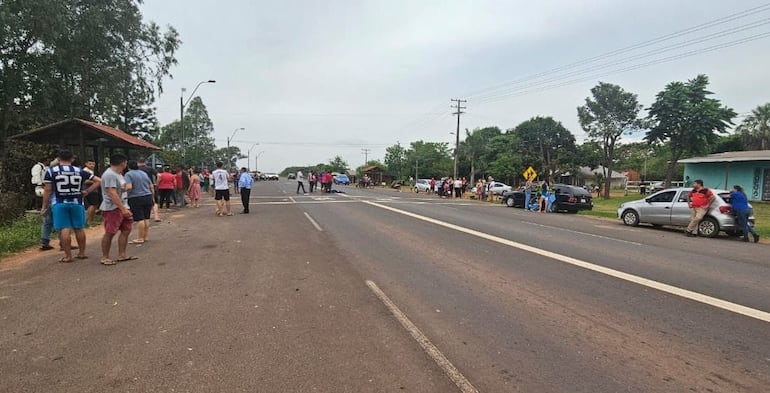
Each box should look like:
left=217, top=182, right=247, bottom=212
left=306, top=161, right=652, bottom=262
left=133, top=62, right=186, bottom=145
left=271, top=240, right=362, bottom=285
left=678, top=150, right=770, bottom=163
left=11, top=118, right=160, bottom=150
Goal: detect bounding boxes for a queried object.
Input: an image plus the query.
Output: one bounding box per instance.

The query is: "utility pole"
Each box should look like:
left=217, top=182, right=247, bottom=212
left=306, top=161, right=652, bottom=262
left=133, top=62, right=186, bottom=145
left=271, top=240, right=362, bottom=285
left=361, top=148, right=371, bottom=166
left=451, top=98, right=466, bottom=180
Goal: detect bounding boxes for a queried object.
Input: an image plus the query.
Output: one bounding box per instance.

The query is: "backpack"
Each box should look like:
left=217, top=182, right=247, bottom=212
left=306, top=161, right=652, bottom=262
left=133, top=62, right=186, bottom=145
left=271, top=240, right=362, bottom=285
left=31, top=163, right=45, bottom=185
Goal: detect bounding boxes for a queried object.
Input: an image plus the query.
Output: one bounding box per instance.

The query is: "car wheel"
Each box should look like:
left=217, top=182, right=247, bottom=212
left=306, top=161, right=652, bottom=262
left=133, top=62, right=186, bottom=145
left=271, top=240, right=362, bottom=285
left=698, top=217, right=720, bottom=238
left=621, top=210, right=640, bottom=226
left=505, top=197, right=515, bottom=207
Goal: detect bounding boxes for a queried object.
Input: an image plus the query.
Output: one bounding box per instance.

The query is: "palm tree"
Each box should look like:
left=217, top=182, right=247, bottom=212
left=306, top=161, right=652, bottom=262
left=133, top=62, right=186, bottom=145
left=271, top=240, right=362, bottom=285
left=738, top=103, right=770, bottom=150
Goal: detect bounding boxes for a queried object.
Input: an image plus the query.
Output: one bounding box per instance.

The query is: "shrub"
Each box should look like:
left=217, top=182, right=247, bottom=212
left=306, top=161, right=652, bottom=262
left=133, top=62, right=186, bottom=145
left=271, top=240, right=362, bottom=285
left=0, top=213, right=42, bottom=258
left=0, top=191, right=28, bottom=226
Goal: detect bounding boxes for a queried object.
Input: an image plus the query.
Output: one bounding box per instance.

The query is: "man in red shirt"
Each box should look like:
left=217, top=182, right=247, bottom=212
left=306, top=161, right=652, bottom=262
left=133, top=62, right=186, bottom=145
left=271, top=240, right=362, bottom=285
left=686, top=179, right=716, bottom=237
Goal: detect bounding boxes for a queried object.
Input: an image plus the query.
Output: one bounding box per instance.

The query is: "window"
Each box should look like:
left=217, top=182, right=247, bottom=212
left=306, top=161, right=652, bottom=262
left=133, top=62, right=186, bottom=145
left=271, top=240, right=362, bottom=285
left=677, top=191, right=690, bottom=203
left=649, top=190, right=676, bottom=203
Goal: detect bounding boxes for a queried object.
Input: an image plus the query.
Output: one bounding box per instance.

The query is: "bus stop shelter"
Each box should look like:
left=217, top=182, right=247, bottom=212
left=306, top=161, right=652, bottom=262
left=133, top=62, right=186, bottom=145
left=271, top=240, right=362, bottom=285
left=11, top=118, right=160, bottom=173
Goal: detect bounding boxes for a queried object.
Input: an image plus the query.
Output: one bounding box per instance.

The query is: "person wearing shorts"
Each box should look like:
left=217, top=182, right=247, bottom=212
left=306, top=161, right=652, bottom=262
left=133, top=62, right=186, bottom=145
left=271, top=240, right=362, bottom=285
left=41, top=150, right=100, bottom=263
left=125, top=160, right=154, bottom=244
left=212, top=161, right=232, bottom=216
left=99, top=154, right=134, bottom=265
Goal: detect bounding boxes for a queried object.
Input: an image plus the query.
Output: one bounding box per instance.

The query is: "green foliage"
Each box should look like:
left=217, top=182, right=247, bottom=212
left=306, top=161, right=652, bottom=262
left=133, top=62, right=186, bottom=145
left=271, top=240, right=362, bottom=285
left=384, top=143, right=407, bottom=180
left=736, top=103, right=770, bottom=150
left=0, top=191, right=28, bottom=226
left=510, top=116, right=576, bottom=183
left=0, top=0, right=180, bottom=192
left=578, top=82, right=644, bottom=197
left=326, top=156, right=349, bottom=173
left=405, top=140, right=452, bottom=179
left=156, top=97, right=217, bottom=167
left=0, top=213, right=42, bottom=258
left=458, top=126, right=501, bottom=184
left=710, top=134, right=745, bottom=154
left=646, top=74, right=736, bottom=184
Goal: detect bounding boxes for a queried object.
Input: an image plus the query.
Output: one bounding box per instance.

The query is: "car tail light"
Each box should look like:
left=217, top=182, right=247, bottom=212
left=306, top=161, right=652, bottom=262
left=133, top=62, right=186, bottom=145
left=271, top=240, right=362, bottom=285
left=568, top=197, right=577, bottom=203
left=718, top=205, right=733, bottom=215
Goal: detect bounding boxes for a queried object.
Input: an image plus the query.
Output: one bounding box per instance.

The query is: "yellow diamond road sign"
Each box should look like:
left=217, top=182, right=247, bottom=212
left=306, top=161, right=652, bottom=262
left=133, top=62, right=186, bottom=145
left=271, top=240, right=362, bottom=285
left=523, top=166, right=537, bottom=181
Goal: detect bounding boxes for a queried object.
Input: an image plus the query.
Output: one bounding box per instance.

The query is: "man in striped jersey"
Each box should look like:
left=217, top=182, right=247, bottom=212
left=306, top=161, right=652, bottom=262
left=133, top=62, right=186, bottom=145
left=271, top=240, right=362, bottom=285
left=41, top=150, right=101, bottom=263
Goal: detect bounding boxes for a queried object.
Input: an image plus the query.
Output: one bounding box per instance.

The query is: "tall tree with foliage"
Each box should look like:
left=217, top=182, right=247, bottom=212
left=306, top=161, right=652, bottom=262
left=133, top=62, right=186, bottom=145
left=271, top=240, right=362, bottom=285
left=458, top=126, right=500, bottom=186
left=511, top=116, right=576, bottom=183
left=384, top=143, right=407, bottom=180
left=156, top=97, right=216, bottom=167
left=405, top=141, right=452, bottom=179
left=646, top=74, right=736, bottom=184
left=326, top=156, right=349, bottom=173
left=578, top=82, right=644, bottom=198
left=737, top=103, right=770, bottom=150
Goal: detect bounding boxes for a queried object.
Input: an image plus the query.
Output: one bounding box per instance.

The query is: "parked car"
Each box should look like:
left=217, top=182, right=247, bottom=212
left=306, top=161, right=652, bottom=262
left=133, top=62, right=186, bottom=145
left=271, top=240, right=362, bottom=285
left=617, top=187, right=753, bottom=237
left=334, top=174, right=350, bottom=185
left=287, top=173, right=296, bottom=180
left=265, top=173, right=280, bottom=181
left=414, top=179, right=432, bottom=193
left=501, top=184, right=593, bottom=213
left=471, top=182, right=512, bottom=196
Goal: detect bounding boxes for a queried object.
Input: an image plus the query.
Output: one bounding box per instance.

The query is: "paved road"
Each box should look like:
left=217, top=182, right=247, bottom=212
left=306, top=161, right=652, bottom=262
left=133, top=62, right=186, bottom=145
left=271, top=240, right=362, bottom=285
left=1, top=180, right=769, bottom=392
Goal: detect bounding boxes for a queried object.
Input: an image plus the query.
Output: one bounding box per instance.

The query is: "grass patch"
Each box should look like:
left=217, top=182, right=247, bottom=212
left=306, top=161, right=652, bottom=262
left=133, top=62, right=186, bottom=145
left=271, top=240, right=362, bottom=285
left=581, top=191, right=770, bottom=238
left=0, top=213, right=43, bottom=258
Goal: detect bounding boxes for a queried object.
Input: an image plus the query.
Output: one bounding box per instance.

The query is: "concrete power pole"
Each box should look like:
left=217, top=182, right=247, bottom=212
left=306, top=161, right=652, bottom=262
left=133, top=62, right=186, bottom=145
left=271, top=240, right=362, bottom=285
left=451, top=99, right=467, bottom=180
left=361, top=148, right=371, bottom=166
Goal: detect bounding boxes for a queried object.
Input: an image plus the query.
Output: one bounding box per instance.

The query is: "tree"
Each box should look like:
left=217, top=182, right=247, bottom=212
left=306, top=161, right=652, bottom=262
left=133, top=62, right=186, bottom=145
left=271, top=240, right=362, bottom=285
left=511, top=116, right=576, bottom=183
left=326, top=156, right=349, bottom=173
left=737, top=103, right=770, bottom=150
left=646, top=74, right=736, bottom=184
left=384, top=143, right=407, bottom=180
left=156, top=97, right=216, bottom=167
left=458, top=126, right=500, bottom=186
left=578, top=82, right=644, bottom=198
left=210, top=147, right=244, bottom=170
left=405, top=141, right=452, bottom=179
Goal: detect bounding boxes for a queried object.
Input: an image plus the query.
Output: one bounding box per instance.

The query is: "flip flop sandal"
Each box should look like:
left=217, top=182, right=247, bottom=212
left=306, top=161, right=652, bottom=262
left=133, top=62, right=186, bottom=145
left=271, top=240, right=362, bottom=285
left=75, top=255, right=88, bottom=260
left=128, top=240, right=145, bottom=244
left=101, top=259, right=116, bottom=265
left=116, top=256, right=139, bottom=262
left=58, top=257, right=74, bottom=263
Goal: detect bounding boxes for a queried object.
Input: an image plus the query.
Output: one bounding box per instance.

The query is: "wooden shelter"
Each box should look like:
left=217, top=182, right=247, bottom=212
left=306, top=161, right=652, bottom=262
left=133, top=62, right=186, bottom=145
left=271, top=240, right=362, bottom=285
left=11, top=118, right=160, bottom=173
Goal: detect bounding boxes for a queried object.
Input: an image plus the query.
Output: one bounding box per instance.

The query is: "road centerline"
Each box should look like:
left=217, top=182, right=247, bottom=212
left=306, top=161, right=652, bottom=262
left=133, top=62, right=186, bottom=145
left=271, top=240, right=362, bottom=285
left=303, top=212, right=323, bottom=232
left=362, top=200, right=770, bottom=324
left=365, top=280, right=479, bottom=393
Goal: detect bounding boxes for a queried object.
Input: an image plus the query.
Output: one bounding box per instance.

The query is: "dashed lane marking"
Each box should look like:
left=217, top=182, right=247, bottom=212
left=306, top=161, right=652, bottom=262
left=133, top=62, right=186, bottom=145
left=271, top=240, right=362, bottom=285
left=366, top=280, right=479, bottom=393
left=520, top=220, right=644, bottom=246
left=363, top=200, right=770, bottom=324
left=303, top=212, right=323, bottom=232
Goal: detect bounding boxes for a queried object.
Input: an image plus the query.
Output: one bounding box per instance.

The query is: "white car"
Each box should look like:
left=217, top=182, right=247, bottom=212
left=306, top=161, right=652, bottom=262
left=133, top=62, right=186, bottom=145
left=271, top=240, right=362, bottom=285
left=471, top=182, right=512, bottom=196
left=414, top=179, right=432, bottom=193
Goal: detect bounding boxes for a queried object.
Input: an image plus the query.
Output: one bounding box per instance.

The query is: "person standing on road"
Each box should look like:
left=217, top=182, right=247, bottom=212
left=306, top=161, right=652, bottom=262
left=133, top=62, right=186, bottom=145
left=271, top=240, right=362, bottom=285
left=212, top=161, right=233, bottom=216
left=309, top=171, right=317, bottom=193
left=124, top=160, right=154, bottom=245
left=238, top=167, right=253, bottom=213
left=41, top=151, right=100, bottom=262
left=157, top=167, right=176, bottom=209
left=137, top=159, right=161, bottom=222
left=100, top=154, right=134, bottom=265
left=188, top=169, right=202, bottom=208
left=730, top=185, right=760, bottom=243
left=486, top=177, right=496, bottom=202
left=524, top=179, right=533, bottom=208
left=296, top=170, right=306, bottom=194
left=685, top=179, right=715, bottom=237
left=453, top=177, right=462, bottom=198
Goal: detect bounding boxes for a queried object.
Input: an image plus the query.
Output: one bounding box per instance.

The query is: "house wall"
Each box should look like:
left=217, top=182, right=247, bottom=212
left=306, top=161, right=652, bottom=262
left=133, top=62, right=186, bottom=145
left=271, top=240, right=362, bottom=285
left=684, top=161, right=770, bottom=201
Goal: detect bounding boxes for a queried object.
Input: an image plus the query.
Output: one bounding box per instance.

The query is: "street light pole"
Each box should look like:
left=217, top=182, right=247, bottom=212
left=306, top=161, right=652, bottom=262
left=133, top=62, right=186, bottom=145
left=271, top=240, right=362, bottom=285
left=180, top=79, right=216, bottom=165
left=246, top=143, right=260, bottom=171
left=227, top=127, right=244, bottom=171
left=255, top=151, right=265, bottom=174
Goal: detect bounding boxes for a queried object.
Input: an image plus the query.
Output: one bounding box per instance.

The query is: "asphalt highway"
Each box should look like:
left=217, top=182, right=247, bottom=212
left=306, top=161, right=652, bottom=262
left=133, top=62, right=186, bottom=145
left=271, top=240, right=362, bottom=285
left=1, top=180, right=768, bottom=392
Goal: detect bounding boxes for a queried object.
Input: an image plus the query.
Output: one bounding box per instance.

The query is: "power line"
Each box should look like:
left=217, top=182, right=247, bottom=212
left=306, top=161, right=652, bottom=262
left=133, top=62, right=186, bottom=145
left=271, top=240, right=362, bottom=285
left=463, top=2, right=770, bottom=99
left=472, top=18, right=770, bottom=104
left=361, top=148, right=371, bottom=165
left=473, top=31, right=770, bottom=106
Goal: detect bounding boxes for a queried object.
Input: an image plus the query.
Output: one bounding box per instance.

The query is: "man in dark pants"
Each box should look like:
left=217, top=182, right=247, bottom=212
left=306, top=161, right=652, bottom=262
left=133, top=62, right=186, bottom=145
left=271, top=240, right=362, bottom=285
left=238, top=167, right=253, bottom=213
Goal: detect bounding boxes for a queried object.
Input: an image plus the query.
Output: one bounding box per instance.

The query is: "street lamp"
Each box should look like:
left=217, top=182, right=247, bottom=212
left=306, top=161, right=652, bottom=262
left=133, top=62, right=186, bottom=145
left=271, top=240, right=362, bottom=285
left=450, top=131, right=459, bottom=179
left=246, top=143, right=261, bottom=171
left=180, top=79, right=216, bottom=164
left=254, top=150, right=266, bottom=174
left=227, top=127, right=244, bottom=170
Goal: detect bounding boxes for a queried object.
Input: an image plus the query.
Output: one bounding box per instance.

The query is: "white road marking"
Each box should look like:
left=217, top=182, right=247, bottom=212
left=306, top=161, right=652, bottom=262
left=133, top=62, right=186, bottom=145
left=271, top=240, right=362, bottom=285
left=520, top=220, right=644, bottom=246
left=363, top=200, right=770, bottom=323
left=289, top=196, right=296, bottom=203
left=303, top=212, right=323, bottom=232
left=365, top=280, right=479, bottom=393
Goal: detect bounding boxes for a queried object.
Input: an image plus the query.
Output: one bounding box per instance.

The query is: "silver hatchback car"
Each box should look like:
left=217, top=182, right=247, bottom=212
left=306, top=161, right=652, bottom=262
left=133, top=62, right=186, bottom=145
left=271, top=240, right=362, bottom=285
left=617, top=187, right=754, bottom=237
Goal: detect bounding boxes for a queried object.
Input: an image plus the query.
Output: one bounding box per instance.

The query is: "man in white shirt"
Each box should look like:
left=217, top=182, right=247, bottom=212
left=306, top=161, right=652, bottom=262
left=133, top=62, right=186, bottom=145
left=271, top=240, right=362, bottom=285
left=296, top=170, right=306, bottom=194
left=212, top=161, right=233, bottom=216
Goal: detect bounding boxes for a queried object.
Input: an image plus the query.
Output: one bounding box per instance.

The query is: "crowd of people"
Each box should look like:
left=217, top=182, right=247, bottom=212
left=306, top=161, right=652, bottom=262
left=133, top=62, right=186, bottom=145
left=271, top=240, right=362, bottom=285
left=32, top=149, right=258, bottom=265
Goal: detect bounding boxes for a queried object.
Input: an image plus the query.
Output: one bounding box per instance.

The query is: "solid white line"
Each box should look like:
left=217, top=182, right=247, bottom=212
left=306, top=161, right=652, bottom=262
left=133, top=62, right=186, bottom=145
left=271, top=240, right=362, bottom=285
left=365, top=280, right=479, bottom=393
left=363, top=200, right=770, bottom=323
left=303, top=212, right=323, bottom=232
left=289, top=196, right=296, bottom=203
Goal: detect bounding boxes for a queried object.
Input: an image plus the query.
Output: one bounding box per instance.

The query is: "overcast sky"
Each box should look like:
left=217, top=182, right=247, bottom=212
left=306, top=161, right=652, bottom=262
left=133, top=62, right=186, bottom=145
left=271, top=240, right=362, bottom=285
left=141, top=0, right=770, bottom=173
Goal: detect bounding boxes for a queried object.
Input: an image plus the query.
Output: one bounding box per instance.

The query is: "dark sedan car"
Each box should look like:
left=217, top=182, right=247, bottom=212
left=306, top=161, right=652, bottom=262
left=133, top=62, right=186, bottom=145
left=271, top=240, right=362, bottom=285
left=501, top=184, right=593, bottom=213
